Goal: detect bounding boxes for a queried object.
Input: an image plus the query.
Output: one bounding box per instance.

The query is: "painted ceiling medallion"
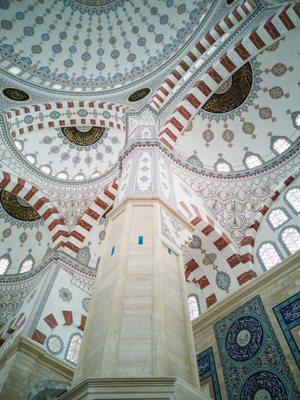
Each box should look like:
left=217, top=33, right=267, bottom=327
left=2, top=88, right=30, bottom=102
left=61, top=126, right=105, bottom=147
left=128, top=88, right=151, bottom=102
left=203, top=62, right=252, bottom=114
left=0, top=190, right=41, bottom=222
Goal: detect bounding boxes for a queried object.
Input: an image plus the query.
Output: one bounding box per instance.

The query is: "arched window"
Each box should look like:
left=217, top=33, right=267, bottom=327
left=65, top=333, right=82, bottom=365
left=285, top=187, right=300, bottom=213
left=267, top=208, right=289, bottom=230
left=188, top=294, right=200, bottom=320
left=244, top=154, right=263, bottom=169
left=258, top=242, right=282, bottom=270
left=0, top=254, right=11, bottom=275
left=19, top=254, right=35, bottom=273
left=215, top=162, right=231, bottom=172
left=271, top=137, right=290, bottom=155
left=280, top=227, right=300, bottom=254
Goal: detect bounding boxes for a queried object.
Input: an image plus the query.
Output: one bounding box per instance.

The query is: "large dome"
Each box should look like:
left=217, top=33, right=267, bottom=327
left=0, top=0, right=209, bottom=93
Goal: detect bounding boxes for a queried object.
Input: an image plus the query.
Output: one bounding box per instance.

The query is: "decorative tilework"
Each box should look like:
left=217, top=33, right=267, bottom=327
left=197, top=347, right=221, bottom=400
left=214, top=295, right=299, bottom=399
left=273, top=292, right=300, bottom=368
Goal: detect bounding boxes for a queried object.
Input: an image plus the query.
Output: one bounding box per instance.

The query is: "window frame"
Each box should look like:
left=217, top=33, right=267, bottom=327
left=279, top=225, right=300, bottom=256
left=65, top=332, right=82, bottom=365
left=256, top=241, right=283, bottom=271
left=284, top=186, right=300, bottom=215
left=266, top=207, right=290, bottom=231
left=188, top=294, right=201, bottom=320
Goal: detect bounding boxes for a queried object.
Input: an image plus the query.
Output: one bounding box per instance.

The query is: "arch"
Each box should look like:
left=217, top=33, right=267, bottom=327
left=65, top=332, right=82, bottom=365
left=150, top=1, right=254, bottom=111
left=27, top=380, right=70, bottom=400
left=179, top=201, right=255, bottom=286
left=256, top=241, right=283, bottom=271
left=285, top=186, right=300, bottom=214
left=3, top=100, right=132, bottom=138
left=185, top=258, right=217, bottom=310
left=188, top=294, right=201, bottom=320
left=267, top=208, right=290, bottom=230
left=279, top=225, right=300, bottom=255
left=159, top=4, right=300, bottom=149
left=0, top=170, right=68, bottom=248
left=58, top=177, right=119, bottom=257
left=240, top=171, right=299, bottom=274
left=31, top=310, right=87, bottom=346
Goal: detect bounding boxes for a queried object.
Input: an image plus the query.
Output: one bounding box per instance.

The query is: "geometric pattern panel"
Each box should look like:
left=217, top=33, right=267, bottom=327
left=273, top=291, right=300, bottom=369
left=214, top=295, right=299, bottom=399
left=196, top=347, right=222, bottom=400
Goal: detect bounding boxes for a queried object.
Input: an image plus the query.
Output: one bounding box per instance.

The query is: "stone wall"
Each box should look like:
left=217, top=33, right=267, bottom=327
left=193, top=251, right=300, bottom=399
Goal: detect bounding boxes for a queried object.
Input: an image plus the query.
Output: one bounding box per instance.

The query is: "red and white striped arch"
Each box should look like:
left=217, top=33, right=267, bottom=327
left=240, top=172, right=299, bottom=272
left=186, top=259, right=217, bottom=310
left=150, top=0, right=254, bottom=111
left=179, top=200, right=257, bottom=286
left=159, top=3, right=300, bottom=149
left=31, top=310, right=87, bottom=346
left=0, top=170, right=68, bottom=248
left=58, top=177, right=119, bottom=257
left=4, top=100, right=133, bottom=138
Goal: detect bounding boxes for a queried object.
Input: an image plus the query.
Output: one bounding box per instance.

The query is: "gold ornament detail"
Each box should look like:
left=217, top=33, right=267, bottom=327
left=0, top=190, right=41, bottom=222
left=61, top=126, right=105, bottom=146
left=203, top=62, right=252, bottom=114
left=128, top=88, right=150, bottom=102
left=2, top=87, right=30, bottom=102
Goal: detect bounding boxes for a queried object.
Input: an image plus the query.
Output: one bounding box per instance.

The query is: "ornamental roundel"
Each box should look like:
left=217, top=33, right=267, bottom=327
left=240, top=371, right=288, bottom=400
left=61, top=126, right=105, bottom=147
left=202, top=62, right=252, bottom=114
left=128, top=88, right=150, bottom=102
left=225, top=316, right=264, bottom=362
left=2, top=87, right=30, bottom=102
left=0, top=190, right=41, bottom=222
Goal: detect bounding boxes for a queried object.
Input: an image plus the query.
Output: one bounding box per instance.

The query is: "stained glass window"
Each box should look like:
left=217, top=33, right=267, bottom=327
left=216, top=162, right=231, bottom=172
left=258, top=242, right=282, bottom=270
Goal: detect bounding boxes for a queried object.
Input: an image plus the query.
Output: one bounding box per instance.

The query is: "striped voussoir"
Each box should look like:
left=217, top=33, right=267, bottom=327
left=150, top=0, right=254, bottom=111
left=159, top=3, right=300, bottom=149
left=0, top=171, right=68, bottom=248
left=185, top=258, right=217, bottom=310
left=31, top=310, right=87, bottom=345
left=240, top=172, right=299, bottom=271
left=59, top=178, right=119, bottom=257
left=179, top=200, right=257, bottom=286
left=4, top=101, right=132, bottom=138
left=0, top=312, right=26, bottom=347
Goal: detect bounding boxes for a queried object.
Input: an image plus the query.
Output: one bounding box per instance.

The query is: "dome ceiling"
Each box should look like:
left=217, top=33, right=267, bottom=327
left=11, top=126, right=125, bottom=182
left=175, top=31, right=300, bottom=173
left=0, top=0, right=209, bottom=93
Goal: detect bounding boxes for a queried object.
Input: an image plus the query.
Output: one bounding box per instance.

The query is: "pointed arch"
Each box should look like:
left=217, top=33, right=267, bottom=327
left=58, top=177, right=119, bottom=257
left=0, top=170, right=68, bottom=248
left=241, top=171, right=299, bottom=273
left=159, top=4, right=300, bottom=149
left=3, top=100, right=133, bottom=138
left=150, top=0, right=254, bottom=111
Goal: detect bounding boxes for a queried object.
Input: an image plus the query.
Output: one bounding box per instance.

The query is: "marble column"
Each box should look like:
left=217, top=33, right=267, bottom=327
left=60, top=121, right=210, bottom=399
